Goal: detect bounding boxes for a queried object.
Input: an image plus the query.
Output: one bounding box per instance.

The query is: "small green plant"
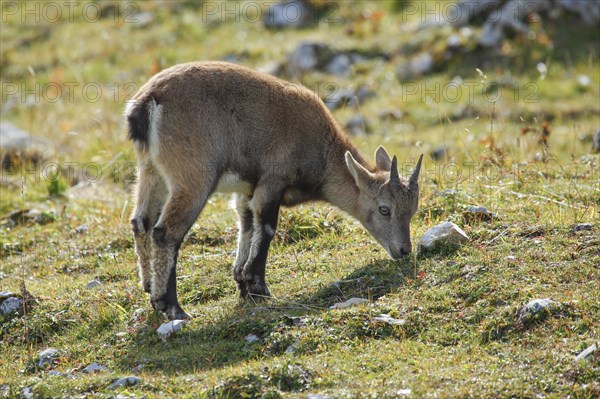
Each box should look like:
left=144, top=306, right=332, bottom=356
left=46, top=170, right=67, bottom=197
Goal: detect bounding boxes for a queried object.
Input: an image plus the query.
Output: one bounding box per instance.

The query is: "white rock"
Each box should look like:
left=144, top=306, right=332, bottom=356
left=374, top=314, right=406, bottom=326
left=245, top=334, right=260, bottom=344
left=130, top=308, right=145, bottom=322
left=329, top=297, right=368, bottom=310
left=308, top=395, right=330, bottom=399
left=156, top=320, right=186, bottom=341
left=397, top=388, right=412, bottom=395
left=0, top=296, right=23, bottom=315
left=20, top=387, right=33, bottom=399
left=418, top=222, right=469, bottom=254
left=109, top=376, right=141, bottom=389
left=38, top=348, right=59, bottom=367
left=83, top=362, right=109, bottom=373
left=75, top=224, right=89, bottom=234
left=574, top=342, right=598, bottom=362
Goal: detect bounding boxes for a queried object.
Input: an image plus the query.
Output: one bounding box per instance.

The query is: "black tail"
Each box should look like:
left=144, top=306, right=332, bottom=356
left=126, top=97, right=154, bottom=146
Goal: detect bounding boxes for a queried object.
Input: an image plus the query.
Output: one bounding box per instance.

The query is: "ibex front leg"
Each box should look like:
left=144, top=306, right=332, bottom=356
left=240, top=183, right=284, bottom=300
left=233, top=194, right=254, bottom=298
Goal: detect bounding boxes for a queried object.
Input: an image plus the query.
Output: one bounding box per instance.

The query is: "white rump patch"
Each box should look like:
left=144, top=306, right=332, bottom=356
left=147, top=99, right=162, bottom=158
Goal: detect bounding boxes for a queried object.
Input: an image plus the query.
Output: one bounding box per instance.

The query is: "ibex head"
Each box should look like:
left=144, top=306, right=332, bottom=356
left=345, top=147, right=423, bottom=259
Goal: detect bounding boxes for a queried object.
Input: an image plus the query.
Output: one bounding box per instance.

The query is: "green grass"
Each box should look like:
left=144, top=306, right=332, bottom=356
left=1, top=1, right=599, bottom=398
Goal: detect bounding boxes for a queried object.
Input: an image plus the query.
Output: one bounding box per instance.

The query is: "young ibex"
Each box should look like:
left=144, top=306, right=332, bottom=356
left=126, top=61, right=423, bottom=320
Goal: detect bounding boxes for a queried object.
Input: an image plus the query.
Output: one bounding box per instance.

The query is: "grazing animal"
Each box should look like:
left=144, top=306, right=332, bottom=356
left=126, top=61, right=423, bottom=320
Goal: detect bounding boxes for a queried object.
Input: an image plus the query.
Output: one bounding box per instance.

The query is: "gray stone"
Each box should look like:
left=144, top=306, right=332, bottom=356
left=0, top=122, right=39, bottom=150
left=132, top=11, right=154, bottom=27
left=245, top=334, right=260, bottom=344
left=329, top=297, right=368, bottom=310
left=518, top=298, right=559, bottom=322
left=435, top=189, right=456, bottom=197
left=83, top=362, right=109, bottom=373
left=85, top=279, right=102, bottom=289
left=374, top=314, right=406, bottom=326
left=464, top=206, right=496, bottom=222
left=264, top=0, right=313, bottom=29
left=430, top=146, right=447, bottom=161
left=157, top=319, right=186, bottom=341
left=38, top=348, right=59, bottom=367
left=417, top=222, right=469, bottom=254
left=397, top=52, right=433, bottom=80
left=307, top=395, right=330, bottom=399
left=0, top=296, right=23, bottom=316
left=285, top=342, right=299, bottom=354
left=574, top=342, right=599, bottom=362
left=573, top=223, right=593, bottom=232
left=325, top=54, right=353, bottom=77
left=324, top=86, right=375, bottom=110
left=286, top=42, right=332, bottom=76
left=593, top=130, right=600, bottom=152
left=345, top=115, right=368, bottom=136
left=48, top=370, right=64, bottom=376
left=108, top=376, right=141, bottom=390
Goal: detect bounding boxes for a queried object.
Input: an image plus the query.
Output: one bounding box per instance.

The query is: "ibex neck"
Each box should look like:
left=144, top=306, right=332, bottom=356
left=322, top=136, right=372, bottom=219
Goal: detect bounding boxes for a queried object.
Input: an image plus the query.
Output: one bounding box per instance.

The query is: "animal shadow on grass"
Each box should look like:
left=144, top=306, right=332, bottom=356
left=118, top=258, right=416, bottom=375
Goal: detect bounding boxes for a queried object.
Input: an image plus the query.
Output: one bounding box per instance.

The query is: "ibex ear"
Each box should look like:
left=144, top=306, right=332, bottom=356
left=375, top=146, right=392, bottom=171
left=345, top=151, right=371, bottom=190
left=409, top=154, right=424, bottom=189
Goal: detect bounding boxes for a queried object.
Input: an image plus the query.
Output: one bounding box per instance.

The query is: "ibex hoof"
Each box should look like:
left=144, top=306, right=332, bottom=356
left=246, top=282, right=271, bottom=301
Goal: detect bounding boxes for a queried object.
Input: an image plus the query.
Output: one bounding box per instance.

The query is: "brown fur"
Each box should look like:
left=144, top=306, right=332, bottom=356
left=126, top=61, right=422, bottom=320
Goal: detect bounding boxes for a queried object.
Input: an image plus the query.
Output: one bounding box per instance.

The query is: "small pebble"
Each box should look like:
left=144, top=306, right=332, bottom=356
left=329, top=297, right=368, bottom=309
left=374, top=314, right=406, bottom=325
left=245, top=334, right=260, bottom=344
left=83, top=362, right=109, bottom=373
left=572, top=223, right=593, bottom=232
left=108, top=376, right=141, bottom=390
left=85, top=279, right=102, bottom=289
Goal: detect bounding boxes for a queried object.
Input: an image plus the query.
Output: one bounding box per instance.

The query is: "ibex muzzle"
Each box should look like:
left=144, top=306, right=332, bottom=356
left=126, top=62, right=423, bottom=320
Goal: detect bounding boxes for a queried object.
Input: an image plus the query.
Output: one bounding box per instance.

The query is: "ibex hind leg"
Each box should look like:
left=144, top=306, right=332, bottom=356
left=131, top=157, right=168, bottom=295
left=150, top=181, right=214, bottom=320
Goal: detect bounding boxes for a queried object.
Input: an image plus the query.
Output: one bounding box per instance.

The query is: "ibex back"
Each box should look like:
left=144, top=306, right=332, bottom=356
left=126, top=61, right=423, bottom=320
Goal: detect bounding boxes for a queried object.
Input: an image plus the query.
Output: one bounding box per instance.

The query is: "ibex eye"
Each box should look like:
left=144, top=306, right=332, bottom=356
left=378, top=206, right=390, bottom=216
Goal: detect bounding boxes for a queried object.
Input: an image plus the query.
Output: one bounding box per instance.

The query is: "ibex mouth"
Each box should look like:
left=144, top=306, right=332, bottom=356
left=388, top=246, right=411, bottom=260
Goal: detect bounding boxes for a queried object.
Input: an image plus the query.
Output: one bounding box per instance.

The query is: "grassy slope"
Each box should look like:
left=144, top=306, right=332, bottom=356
left=1, top=1, right=599, bottom=398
